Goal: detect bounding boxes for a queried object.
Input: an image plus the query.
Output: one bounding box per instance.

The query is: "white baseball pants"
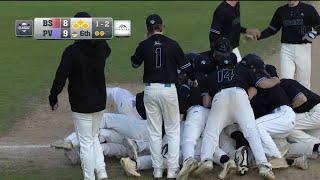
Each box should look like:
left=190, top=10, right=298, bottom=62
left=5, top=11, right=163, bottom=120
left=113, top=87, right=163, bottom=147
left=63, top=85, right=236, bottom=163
left=72, top=110, right=106, bottom=180
left=182, top=105, right=209, bottom=161
left=100, top=113, right=148, bottom=140
left=106, top=87, right=142, bottom=119
left=256, top=105, right=296, bottom=158
left=144, top=83, right=180, bottom=170
left=232, top=48, right=242, bottom=62
left=201, top=88, right=269, bottom=166
left=280, top=43, right=312, bottom=89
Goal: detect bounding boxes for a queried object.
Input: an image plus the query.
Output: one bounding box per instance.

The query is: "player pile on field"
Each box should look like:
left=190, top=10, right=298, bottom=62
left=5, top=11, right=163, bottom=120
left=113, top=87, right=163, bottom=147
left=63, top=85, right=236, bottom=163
left=49, top=1, right=320, bottom=180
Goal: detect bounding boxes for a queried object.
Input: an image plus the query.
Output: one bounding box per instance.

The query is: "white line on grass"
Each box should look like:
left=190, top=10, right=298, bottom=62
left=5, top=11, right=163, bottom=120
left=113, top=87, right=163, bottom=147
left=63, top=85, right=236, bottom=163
left=0, top=145, right=50, bottom=149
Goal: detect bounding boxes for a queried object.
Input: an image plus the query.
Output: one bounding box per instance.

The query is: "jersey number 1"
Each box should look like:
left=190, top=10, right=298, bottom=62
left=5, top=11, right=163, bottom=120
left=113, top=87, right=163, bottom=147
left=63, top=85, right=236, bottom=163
left=155, top=48, right=162, bottom=68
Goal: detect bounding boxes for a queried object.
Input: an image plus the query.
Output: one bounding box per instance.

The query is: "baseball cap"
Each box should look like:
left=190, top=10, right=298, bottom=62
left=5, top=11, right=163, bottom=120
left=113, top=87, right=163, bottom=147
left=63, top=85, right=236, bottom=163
left=241, top=53, right=265, bottom=69
left=212, top=37, right=232, bottom=54
left=74, top=11, right=91, bottom=18
left=146, top=14, right=163, bottom=28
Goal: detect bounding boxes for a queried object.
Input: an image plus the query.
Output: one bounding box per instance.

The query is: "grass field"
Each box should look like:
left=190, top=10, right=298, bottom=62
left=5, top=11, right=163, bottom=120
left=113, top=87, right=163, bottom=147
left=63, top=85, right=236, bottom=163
left=0, top=1, right=284, bottom=134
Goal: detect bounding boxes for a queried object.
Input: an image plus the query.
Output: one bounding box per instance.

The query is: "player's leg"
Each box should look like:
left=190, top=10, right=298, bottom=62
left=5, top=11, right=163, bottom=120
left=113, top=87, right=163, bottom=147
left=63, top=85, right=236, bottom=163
left=101, top=143, right=128, bottom=157
left=144, top=84, right=164, bottom=178
left=92, top=111, right=108, bottom=179
left=72, top=112, right=97, bottom=180
left=179, top=106, right=209, bottom=179
left=232, top=88, right=275, bottom=179
left=232, top=48, right=242, bottom=62
left=195, top=91, right=231, bottom=177
left=99, top=129, right=124, bottom=144
left=182, top=105, right=209, bottom=160
left=294, top=43, right=312, bottom=89
left=256, top=106, right=296, bottom=158
left=159, top=85, right=181, bottom=178
left=280, top=43, right=296, bottom=80
left=294, top=104, right=320, bottom=130
left=101, top=113, right=148, bottom=140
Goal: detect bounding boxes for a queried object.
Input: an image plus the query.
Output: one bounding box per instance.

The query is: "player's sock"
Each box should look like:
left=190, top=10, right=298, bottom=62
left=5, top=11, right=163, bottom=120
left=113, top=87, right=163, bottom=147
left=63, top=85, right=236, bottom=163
left=231, top=131, right=250, bottom=148
left=312, top=143, right=320, bottom=152
left=220, top=155, right=230, bottom=164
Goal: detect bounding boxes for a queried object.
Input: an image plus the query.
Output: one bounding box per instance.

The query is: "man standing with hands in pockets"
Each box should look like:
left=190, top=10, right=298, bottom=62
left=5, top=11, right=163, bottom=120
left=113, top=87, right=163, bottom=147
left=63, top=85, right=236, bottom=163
left=131, top=14, right=195, bottom=179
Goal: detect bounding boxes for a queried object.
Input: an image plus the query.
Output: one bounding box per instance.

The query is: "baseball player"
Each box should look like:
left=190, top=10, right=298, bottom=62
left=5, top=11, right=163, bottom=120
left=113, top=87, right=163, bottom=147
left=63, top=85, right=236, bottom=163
left=195, top=38, right=281, bottom=180
left=258, top=1, right=320, bottom=89
left=131, top=14, right=195, bottom=178
left=266, top=65, right=320, bottom=158
left=48, top=11, right=110, bottom=180
left=241, top=54, right=296, bottom=168
left=209, top=0, right=260, bottom=62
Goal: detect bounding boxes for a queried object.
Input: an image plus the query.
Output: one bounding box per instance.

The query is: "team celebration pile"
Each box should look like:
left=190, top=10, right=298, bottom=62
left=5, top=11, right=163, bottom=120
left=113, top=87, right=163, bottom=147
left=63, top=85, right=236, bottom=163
left=49, top=1, right=320, bottom=180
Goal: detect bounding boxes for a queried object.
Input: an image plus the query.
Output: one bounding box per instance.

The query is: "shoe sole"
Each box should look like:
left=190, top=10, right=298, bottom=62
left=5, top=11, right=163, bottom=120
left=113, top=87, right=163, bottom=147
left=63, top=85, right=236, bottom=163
left=192, top=163, right=212, bottom=178
left=235, top=147, right=249, bottom=175
left=218, top=163, right=237, bottom=180
left=177, top=160, right=198, bottom=180
left=120, top=159, right=140, bottom=177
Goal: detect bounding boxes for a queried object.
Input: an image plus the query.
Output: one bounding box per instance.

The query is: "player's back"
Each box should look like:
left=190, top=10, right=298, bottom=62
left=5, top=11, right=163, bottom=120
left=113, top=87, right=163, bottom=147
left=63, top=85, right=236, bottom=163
left=138, top=34, right=182, bottom=83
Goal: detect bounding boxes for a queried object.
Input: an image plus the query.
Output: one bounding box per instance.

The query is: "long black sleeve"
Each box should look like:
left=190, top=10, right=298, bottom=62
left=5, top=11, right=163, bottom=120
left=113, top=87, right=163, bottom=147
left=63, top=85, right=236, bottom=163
left=131, top=42, right=144, bottom=68
left=310, top=6, right=320, bottom=35
left=175, top=42, right=195, bottom=79
left=177, top=84, right=191, bottom=116
left=259, top=8, right=282, bottom=40
left=50, top=49, right=72, bottom=97
left=240, top=26, right=247, bottom=34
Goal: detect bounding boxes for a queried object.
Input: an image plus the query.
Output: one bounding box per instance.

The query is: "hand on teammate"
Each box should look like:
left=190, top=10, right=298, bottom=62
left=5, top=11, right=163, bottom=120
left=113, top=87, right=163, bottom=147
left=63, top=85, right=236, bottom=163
left=49, top=95, right=59, bottom=111
left=188, top=79, right=198, bottom=87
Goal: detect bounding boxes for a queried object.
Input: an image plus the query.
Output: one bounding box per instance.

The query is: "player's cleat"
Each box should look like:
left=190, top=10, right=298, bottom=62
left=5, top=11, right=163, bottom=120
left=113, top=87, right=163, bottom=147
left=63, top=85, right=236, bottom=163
left=120, top=157, right=141, bottom=177
left=218, top=159, right=237, bottom=180
left=177, top=157, right=198, bottom=180
left=153, top=168, right=164, bottom=178
left=258, top=164, right=276, bottom=180
left=96, top=169, right=108, bottom=180
left=123, top=137, right=138, bottom=161
left=64, top=147, right=80, bottom=165
left=167, top=169, right=179, bottom=179
left=291, top=155, right=309, bottom=170
left=267, top=157, right=289, bottom=169
left=192, top=160, right=213, bottom=178
left=51, top=139, right=73, bottom=150
left=234, top=146, right=249, bottom=175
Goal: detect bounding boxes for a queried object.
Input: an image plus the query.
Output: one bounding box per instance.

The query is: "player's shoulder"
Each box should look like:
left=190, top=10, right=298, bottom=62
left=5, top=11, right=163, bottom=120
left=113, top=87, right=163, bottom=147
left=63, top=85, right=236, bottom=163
left=299, top=1, right=315, bottom=9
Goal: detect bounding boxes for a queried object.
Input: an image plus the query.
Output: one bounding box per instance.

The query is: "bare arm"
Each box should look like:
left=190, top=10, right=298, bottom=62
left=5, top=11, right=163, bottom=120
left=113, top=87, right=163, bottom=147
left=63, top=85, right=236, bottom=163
left=202, top=95, right=212, bottom=108
left=292, top=93, right=308, bottom=108
left=247, top=87, right=257, bottom=100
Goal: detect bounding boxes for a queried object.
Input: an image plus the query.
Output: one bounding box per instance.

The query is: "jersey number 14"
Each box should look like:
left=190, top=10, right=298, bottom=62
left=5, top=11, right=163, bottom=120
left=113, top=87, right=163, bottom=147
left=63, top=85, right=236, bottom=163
left=217, top=69, right=235, bottom=83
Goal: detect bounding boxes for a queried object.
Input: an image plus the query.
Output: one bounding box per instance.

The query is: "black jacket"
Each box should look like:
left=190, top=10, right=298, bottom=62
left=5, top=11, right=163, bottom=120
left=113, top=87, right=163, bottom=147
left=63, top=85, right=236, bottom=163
left=50, top=40, right=111, bottom=113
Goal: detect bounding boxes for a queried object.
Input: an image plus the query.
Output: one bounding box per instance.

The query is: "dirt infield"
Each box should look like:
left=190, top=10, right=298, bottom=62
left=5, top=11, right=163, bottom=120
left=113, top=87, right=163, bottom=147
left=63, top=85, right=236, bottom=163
left=1, top=2, right=320, bottom=179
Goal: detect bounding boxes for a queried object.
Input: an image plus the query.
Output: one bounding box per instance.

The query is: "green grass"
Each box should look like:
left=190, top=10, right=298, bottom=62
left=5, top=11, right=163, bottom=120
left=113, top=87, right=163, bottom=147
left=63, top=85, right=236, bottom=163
left=0, top=1, right=284, bottom=132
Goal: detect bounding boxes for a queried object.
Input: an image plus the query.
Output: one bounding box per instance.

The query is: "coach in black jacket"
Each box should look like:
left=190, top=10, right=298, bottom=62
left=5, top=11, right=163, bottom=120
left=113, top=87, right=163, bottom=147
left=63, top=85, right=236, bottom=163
left=48, top=12, right=111, bottom=180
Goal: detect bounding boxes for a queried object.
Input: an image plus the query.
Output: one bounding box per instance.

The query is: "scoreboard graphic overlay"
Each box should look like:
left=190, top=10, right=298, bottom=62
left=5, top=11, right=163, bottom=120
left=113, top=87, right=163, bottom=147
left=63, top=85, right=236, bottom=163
left=34, top=18, right=113, bottom=40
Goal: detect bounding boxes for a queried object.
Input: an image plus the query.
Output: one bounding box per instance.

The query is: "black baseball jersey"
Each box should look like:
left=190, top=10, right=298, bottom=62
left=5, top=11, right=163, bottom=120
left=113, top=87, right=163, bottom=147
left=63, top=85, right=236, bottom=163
left=131, top=34, right=193, bottom=83
left=135, top=92, right=146, bottom=120
left=259, top=2, right=320, bottom=44
left=200, top=64, right=266, bottom=97
left=209, top=1, right=247, bottom=49
left=177, top=83, right=203, bottom=115
left=250, top=84, right=291, bottom=119
left=280, top=79, right=320, bottom=113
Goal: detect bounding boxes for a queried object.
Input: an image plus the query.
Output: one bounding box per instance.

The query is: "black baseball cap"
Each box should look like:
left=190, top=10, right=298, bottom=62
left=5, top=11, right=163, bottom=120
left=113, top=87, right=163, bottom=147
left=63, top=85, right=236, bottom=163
left=212, top=37, right=232, bottom=54
left=74, top=11, right=91, bottom=18
left=241, top=53, right=265, bottom=70
left=146, top=14, right=163, bottom=28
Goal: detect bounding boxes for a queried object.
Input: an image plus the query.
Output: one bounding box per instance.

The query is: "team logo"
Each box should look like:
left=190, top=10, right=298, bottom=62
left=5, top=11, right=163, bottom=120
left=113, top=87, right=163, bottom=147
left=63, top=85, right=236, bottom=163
left=150, top=20, right=155, bottom=24
left=154, top=40, right=162, bottom=46
left=301, top=13, right=304, bottom=17
left=201, top=60, right=206, bottom=65
left=16, top=20, right=33, bottom=37
left=114, top=20, right=131, bottom=37
left=224, top=60, right=229, bottom=64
